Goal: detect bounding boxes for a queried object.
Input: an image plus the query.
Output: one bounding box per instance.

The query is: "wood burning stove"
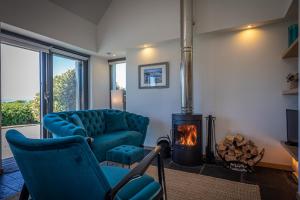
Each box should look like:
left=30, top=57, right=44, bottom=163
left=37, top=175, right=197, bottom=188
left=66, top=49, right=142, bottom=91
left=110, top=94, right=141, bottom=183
left=172, top=114, right=203, bottom=166
left=171, top=0, right=203, bottom=166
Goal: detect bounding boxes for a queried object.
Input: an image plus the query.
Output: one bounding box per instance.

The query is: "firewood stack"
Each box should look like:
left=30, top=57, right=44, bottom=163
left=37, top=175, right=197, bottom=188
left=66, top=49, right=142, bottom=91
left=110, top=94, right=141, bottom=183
left=216, top=134, right=264, bottom=169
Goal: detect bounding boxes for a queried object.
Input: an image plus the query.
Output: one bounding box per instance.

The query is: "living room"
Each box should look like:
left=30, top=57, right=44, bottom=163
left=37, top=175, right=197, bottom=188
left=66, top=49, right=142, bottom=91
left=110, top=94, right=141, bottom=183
left=0, top=0, right=299, bottom=200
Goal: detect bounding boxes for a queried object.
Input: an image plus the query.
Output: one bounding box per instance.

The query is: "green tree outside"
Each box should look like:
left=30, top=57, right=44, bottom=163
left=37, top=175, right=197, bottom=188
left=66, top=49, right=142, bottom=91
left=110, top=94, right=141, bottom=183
left=1, top=101, right=37, bottom=126
left=53, top=69, right=77, bottom=112
left=2, top=69, right=77, bottom=126
left=31, top=93, right=40, bottom=122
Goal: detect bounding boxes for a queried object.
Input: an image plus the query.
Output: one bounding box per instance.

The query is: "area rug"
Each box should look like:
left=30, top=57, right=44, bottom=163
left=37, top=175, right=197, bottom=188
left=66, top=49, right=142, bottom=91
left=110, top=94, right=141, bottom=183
left=146, top=166, right=261, bottom=200
left=6, top=166, right=261, bottom=200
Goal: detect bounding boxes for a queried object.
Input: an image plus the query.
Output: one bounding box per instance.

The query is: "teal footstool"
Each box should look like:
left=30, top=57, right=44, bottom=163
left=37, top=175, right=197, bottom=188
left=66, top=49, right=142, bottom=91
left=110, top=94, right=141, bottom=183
left=106, top=145, right=144, bottom=168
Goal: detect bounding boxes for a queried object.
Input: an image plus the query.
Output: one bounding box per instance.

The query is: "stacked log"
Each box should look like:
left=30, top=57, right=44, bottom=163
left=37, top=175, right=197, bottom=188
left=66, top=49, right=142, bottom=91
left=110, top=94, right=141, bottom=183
left=216, top=134, right=264, bottom=167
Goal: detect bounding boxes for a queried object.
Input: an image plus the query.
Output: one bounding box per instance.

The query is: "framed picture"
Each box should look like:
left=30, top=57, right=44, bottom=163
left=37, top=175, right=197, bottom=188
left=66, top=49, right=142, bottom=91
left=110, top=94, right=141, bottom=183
left=138, top=62, right=169, bottom=89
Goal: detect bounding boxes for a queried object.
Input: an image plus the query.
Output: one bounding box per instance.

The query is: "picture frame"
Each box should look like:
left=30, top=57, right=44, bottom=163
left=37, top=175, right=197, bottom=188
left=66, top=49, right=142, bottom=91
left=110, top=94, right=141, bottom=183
left=138, top=62, right=169, bottom=89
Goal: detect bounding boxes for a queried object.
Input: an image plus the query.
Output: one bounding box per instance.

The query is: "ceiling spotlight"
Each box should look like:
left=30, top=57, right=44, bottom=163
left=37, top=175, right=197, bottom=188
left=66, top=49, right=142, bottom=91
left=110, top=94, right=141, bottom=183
left=247, top=25, right=253, bottom=29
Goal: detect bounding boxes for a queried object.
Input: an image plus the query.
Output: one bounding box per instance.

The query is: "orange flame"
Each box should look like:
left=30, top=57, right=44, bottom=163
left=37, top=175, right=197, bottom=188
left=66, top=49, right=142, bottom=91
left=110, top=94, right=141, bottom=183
left=177, top=125, right=197, bottom=146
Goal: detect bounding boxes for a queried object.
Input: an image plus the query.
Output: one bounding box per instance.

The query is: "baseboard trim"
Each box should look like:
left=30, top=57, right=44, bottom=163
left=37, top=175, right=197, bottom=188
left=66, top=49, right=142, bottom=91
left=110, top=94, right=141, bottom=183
left=143, top=146, right=293, bottom=172
left=256, top=162, right=292, bottom=171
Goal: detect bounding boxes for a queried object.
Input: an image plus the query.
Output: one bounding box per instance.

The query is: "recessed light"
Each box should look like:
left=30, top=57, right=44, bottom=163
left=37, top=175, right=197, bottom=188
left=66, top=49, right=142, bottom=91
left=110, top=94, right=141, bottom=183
left=143, top=44, right=152, bottom=48
left=247, top=25, right=253, bottom=29
left=112, top=54, right=116, bottom=57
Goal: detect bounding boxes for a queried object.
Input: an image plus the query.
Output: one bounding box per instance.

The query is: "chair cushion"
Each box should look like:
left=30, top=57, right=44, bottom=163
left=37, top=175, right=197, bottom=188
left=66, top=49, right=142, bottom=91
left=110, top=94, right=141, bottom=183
left=121, top=131, right=143, bottom=146
left=106, top=145, right=144, bottom=165
left=101, top=166, right=161, bottom=200
left=91, top=131, right=143, bottom=162
left=105, top=112, right=128, bottom=133
left=69, top=114, right=88, bottom=137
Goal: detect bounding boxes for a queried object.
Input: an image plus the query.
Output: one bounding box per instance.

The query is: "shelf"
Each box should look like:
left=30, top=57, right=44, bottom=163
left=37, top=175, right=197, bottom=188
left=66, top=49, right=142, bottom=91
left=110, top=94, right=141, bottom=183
left=282, top=88, right=298, bottom=95
left=282, top=39, right=298, bottom=59
left=281, top=141, right=298, bottom=161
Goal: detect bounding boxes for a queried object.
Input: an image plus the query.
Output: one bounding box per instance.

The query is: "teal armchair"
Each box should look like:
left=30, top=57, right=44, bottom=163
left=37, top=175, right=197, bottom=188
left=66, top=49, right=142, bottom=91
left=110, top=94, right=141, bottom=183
left=6, top=130, right=166, bottom=200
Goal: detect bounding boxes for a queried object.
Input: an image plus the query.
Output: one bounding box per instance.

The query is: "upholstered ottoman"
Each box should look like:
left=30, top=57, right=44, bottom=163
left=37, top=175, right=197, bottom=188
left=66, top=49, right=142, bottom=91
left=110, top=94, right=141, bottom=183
left=106, top=145, right=144, bottom=168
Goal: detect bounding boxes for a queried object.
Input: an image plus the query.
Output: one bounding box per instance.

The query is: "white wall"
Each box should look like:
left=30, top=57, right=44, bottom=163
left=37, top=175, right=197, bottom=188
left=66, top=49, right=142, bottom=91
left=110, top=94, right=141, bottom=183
left=0, top=0, right=97, bottom=52
left=89, top=55, right=110, bottom=109
left=195, top=22, right=298, bottom=166
left=194, top=0, right=292, bottom=33
left=126, top=21, right=298, bottom=165
left=97, top=0, right=180, bottom=55
left=126, top=41, right=181, bottom=146
left=0, top=0, right=293, bottom=57
left=97, top=0, right=292, bottom=56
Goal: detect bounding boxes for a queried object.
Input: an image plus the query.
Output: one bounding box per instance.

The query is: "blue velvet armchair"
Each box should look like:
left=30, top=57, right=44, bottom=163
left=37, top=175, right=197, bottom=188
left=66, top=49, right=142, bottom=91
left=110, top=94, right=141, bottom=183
left=6, top=130, right=166, bottom=200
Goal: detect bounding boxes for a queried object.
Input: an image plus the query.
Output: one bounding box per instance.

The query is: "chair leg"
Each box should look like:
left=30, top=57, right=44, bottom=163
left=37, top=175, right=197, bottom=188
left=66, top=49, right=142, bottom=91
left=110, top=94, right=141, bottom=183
left=161, top=160, right=167, bottom=200
left=19, top=184, right=29, bottom=200
left=157, top=154, right=167, bottom=200
left=157, top=155, right=162, bottom=184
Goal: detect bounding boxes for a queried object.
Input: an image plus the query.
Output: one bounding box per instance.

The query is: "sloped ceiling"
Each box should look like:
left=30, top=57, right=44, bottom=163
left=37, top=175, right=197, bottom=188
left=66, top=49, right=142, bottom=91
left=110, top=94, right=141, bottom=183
left=49, top=0, right=111, bottom=24
left=97, top=0, right=295, bottom=57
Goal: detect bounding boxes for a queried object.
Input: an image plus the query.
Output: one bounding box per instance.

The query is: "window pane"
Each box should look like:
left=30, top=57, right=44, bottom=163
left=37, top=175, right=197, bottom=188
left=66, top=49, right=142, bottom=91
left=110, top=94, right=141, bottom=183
left=53, top=55, right=81, bottom=112
left=111, top=62, right=126, bottom=90
left=115, top=63, right=126, bottom=90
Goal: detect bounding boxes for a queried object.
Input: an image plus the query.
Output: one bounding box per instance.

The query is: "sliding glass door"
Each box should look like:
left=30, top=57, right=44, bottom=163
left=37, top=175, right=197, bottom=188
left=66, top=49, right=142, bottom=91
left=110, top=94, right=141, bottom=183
left=0, top=43, right=41, bottom=161
left=41, top=52, right=88, bottom=138
left=0, top=33, right=89, bottom=171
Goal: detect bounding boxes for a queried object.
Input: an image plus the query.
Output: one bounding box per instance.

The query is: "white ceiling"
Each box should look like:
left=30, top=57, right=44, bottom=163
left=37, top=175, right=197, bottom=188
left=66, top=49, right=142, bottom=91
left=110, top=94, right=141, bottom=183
left=49, top=0, right=111, bottom=24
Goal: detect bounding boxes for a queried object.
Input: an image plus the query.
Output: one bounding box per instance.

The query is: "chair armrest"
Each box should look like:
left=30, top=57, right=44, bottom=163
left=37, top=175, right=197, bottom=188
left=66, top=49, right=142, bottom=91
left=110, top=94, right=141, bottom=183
left=105, top=146, right=162, bottom=200
left=43, top=114, right=86, bottom=138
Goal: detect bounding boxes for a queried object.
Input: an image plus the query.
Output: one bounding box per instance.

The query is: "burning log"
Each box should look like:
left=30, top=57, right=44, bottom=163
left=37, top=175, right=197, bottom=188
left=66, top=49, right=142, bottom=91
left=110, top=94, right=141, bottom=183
left=216, top=134, right=264, bottom=172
